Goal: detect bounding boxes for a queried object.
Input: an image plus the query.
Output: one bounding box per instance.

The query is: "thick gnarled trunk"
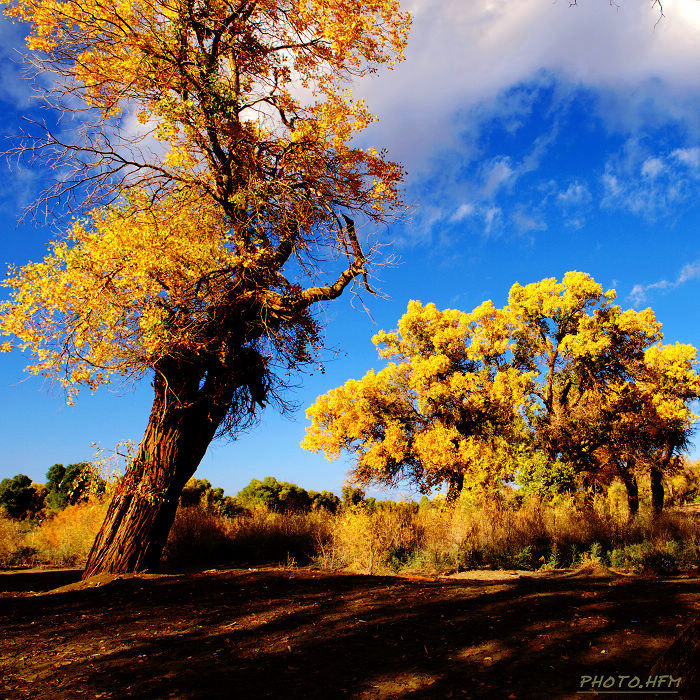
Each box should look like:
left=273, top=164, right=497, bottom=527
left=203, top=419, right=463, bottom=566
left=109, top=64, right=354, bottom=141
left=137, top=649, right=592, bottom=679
left=83, top=366, right=230, bottom=578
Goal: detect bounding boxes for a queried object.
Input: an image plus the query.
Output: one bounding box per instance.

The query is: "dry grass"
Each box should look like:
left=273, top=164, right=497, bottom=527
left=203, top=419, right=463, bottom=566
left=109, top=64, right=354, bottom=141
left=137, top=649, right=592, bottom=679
left=0, top=500, right=108, bottom=568
left=164, top=505, right=334, bottom=567
left=1, top=492, right=698, bottom=575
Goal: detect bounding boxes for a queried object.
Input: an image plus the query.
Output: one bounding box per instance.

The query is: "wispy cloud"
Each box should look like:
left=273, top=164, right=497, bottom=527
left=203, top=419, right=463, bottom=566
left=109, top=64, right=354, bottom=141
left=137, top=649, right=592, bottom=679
left=449, top=203, right=475, bottom=223
left=557, top=180, right=591, bottom=206
left=673, top=147, right=700, bottom=168
left=601, top=139, right=700, bottom=219
left=628, top=258, right=700, bottom=306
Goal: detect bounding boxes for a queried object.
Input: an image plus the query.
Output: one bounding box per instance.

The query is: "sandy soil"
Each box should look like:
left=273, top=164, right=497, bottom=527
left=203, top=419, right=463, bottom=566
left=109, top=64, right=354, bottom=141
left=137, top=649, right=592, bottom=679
left=0, top=566, right=698, bottom=699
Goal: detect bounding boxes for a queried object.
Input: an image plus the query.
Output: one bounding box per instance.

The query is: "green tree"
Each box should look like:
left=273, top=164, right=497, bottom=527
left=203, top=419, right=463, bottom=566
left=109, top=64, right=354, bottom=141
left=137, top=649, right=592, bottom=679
left=179, top=477, right=249, bottom=516
left=45, top=462, right=104, bottom=511
left=237, top=476, right=313, bottom=513
left=0, top=474, right=46, bottom=520
left=308, top=490, right=341, bottom=513
left=179, top=478, right=214, bottom=508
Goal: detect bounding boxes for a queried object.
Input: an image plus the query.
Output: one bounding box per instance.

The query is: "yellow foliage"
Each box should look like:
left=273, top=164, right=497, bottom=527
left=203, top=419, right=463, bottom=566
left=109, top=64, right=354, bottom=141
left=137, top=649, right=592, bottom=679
left=304, top=272, right=700, bottom=498
left=1, top=1, right=411, bottom=401
left=304, top=299, right=530, bottom=493
left=33, top=500, right=109, bottom=566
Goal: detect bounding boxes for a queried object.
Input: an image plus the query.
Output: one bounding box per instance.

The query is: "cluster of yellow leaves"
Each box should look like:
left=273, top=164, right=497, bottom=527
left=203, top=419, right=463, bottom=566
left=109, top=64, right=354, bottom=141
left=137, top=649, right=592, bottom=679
left=0, top=190, right=243, bottom=399
left=304, top=298, right=534, bottom=494
left=1, top=0, right=412, bottom=402
left=303, top=271, right=700, bottom=495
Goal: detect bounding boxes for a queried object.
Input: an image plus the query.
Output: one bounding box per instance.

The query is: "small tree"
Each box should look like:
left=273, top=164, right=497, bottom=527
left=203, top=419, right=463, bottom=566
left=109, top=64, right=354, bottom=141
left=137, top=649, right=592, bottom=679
left=308, top=489, right=341, bottom=513
left=45, top=462, right=105, bottom=511
left=1, top=0, right=411, bottom=576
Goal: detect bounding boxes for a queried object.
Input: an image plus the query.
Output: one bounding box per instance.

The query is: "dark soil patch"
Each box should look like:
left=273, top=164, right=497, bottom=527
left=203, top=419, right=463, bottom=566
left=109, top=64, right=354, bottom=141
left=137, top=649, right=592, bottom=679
left=0, top=567, right=698, bottom=698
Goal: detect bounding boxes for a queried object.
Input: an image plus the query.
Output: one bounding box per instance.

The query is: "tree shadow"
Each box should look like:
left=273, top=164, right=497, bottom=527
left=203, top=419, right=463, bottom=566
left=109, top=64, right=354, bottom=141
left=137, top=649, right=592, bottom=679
left=0, top=568, right=82, bottom=593
left=1, top=569, right=697, bottom=699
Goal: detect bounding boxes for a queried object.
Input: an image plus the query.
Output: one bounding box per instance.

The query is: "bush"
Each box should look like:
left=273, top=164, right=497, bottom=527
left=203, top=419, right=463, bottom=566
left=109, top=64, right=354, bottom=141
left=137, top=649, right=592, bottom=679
left=2, top=486, right=698, bottom=575
left=32, top=500, right=109, bottom=567
left=0, top=515, right=28, bottom=567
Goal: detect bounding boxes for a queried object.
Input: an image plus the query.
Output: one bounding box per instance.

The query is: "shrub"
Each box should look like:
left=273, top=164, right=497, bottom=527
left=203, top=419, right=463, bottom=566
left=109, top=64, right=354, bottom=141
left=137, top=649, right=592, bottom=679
left=32, top=500, right=108, bottom=567
left=0, top=515, right=28, bottom=567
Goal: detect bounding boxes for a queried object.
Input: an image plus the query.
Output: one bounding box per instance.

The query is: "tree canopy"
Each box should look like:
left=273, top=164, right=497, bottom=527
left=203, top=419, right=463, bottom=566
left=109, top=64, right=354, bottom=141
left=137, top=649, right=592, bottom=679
left=1, top=0, right=410, bottom=414
left=303, top=296, right=531, bottom=498
left=304, top=272, right=700, bottom=511
left=0, top=474, right=46, bottom=520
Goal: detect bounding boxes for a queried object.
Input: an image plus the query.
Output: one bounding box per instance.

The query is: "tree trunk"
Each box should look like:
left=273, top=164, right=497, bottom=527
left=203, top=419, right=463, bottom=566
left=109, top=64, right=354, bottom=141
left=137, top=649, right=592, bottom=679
left=446, top=473, right=464, bottom=503
left=651, top=466, right=665, bottom=519
left=83, top=365, right=231, bottom=578
left=618, top=463, right=639, bottom=521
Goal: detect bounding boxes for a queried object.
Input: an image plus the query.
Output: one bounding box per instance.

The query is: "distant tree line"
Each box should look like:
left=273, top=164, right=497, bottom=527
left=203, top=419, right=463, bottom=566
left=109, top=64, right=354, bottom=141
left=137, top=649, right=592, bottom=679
left=0, top=462, right=388, bottom=522
left=0, top=463, right=104, bottom=520
left=179, top=476, right=347, bottom=516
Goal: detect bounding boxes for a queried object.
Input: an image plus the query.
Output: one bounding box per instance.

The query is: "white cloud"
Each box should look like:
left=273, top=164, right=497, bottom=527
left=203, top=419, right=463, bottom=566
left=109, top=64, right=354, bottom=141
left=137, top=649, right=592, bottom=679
left=483, top=205, right=502, bottom=236
left=481, top=157, right=515, bottom=198
left=558, top=181, right=591, bottom=206
left=628, top=257, right=700, bottom=305
left=601, top=141, right=700, bottom=218
left=449, top=203, right=475, bottom=222
left=673, top=147, right=700, bottom=168
left=512, top=209, right=546, bottom=234
left=359, top=0, right=700, bottom=175
left=641, top=157, right=665, bottom=178
left=678, top=260, right=700, bottom=283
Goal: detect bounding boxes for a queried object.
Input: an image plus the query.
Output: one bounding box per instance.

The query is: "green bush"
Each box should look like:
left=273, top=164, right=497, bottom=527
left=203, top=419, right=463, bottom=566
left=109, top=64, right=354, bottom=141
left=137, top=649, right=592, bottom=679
left=0, top=475, right=46, bottom=520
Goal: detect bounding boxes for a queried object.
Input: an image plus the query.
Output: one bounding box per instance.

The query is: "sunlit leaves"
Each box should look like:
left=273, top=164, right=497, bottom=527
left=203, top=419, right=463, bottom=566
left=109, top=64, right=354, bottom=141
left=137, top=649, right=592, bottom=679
left=303, top=299, right=531, bottom=495
left=0, top=0, right=411, bottom=408
left=304, top=272, right=700, bottom=497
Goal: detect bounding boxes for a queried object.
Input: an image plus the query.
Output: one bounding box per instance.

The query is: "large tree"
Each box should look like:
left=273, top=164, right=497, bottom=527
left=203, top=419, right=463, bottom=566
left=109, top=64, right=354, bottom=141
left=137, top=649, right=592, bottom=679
left=0, top=0, right=411, bottom=576
left=303, top=298, right=533, bottom=500
left=507, top=273, right=699, bottom=517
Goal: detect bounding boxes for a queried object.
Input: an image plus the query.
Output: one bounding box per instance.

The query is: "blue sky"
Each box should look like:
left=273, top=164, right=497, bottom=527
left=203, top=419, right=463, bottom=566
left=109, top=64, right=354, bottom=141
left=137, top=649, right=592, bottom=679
left=2, top=0, right=700, bottom=499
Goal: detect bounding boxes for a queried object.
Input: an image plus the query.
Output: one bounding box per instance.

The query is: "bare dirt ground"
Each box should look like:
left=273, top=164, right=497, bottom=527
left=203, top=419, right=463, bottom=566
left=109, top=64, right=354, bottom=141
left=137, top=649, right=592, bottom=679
left=0, top=566, right=698, bottom=699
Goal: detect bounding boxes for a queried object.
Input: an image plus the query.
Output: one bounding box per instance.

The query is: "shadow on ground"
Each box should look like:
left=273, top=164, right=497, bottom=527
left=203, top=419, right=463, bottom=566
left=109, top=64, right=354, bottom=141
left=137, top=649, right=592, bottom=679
left=0, top=567, right=698, bottom=699
left=0, top=568, right=82, bottom=593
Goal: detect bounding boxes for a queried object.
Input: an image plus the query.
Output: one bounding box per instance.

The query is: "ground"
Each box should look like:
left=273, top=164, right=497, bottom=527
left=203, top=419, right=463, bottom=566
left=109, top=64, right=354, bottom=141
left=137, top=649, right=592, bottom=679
left=0, top=566, right=698, bottom=699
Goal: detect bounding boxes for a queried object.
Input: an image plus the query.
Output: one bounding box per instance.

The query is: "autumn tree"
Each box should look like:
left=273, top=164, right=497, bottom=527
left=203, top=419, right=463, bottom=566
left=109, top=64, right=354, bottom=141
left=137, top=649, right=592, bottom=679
left=303, top=299, right=533, bottom=500
left=507, top=273, right=699, bottom=517
left=305, top=273, right=700, bottom=511
left=0, top=0, right=411, bottom=576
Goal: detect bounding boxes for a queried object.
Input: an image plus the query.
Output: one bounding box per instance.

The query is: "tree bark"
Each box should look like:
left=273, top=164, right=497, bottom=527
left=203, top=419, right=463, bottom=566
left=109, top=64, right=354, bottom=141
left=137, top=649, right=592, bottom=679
left=618, top=463, right=639, bottom=521
left=446, top=473, right=464, bottom=503
left=83, top=365, right=231, bottom=578
left=651, top=465, right=665, bottom=519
